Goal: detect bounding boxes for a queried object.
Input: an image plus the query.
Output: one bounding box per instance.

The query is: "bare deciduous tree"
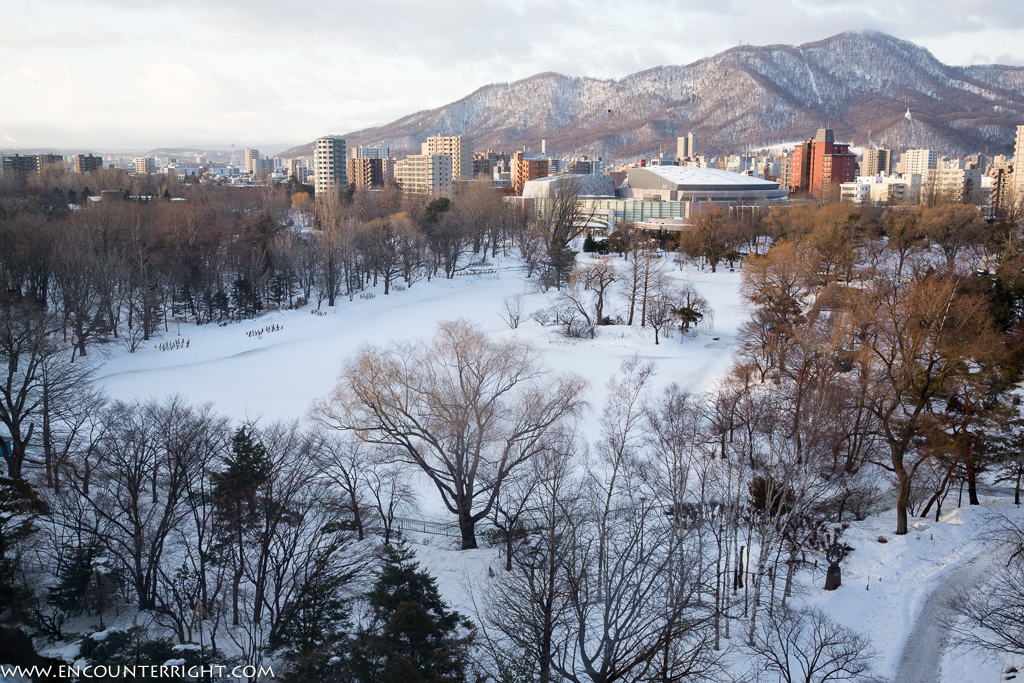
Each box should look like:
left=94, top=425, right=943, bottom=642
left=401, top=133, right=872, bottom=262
left=499, top=294, right=524, bottom=329
left=316, top=319, right=586, bottom=549
left=749, top=606, right=875, bottom=683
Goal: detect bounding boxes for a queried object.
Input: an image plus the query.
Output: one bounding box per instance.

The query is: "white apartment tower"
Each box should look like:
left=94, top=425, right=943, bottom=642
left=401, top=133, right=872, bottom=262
left=677, top=132, right=697, bottom=160
left=902, top=149, right=938, bottom=177
left=394, top=154, right=452, bottom=194
left=314, top=137, right=347, bottom=196
left=421, top=135, right=473, bottom=181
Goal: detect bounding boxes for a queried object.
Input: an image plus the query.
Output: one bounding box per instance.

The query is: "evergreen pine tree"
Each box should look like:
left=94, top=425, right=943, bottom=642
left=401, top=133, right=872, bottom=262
left=210, top=426, right=272, bottom=626
left=352, top=542, right=475, bottom=683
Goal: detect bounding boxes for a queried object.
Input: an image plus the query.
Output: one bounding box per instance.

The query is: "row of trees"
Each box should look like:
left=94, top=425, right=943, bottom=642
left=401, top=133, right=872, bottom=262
left=734, top=202, right=1024, bottom=536
left=0, top=176, right=537, bottom=361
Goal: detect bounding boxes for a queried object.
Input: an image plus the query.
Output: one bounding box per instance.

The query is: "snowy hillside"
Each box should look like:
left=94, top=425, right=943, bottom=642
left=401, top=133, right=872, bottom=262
left=279, top=31, right=1024, bottom=160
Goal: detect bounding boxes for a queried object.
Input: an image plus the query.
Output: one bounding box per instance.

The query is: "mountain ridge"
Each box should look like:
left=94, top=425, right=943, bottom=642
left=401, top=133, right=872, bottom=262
left=279, top=31, right=1024, bottom=161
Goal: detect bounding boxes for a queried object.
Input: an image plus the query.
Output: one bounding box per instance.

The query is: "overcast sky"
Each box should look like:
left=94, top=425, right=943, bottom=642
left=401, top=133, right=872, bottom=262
left=1, top=0, right=1022, bottom=152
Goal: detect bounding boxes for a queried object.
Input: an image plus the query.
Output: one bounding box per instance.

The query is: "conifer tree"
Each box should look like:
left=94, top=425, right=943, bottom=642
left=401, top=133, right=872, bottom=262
left=352, top=542, right=475, bottom=683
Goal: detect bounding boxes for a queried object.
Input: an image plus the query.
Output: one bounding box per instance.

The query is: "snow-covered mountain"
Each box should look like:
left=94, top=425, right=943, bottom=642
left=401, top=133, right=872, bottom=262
left=281, top=31, right=1024, bottom=160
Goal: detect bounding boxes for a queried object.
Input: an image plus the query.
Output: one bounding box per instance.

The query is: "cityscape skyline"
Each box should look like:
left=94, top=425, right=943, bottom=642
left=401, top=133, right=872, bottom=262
left=2, top=0, right=1023, bottom=150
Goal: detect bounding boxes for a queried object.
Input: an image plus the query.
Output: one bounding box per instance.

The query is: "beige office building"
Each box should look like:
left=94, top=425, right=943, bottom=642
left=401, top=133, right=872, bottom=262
left=395, top=154, right=452, bottom=194
left=421, top=135, right=473, bottom=181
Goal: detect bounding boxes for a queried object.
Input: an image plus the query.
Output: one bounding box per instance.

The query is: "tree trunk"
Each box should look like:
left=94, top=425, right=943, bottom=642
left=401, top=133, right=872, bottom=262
left=895, top=469, right=911, bottom=535
left=43, top=376, right=53, bottom=488
left=966, top=460, right=980, bottom=506
left=505, top=523, right=514, bottom=571
left=458, top=502, right=478, bottom=550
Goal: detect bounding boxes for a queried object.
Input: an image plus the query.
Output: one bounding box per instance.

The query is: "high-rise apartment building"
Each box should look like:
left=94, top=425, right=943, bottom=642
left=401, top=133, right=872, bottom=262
left=422, top=135, right=474, bottom=181
left=314, top=137, right=347, bottom=196
left=347, top=157, right=384, bottom=189
left=1011, top=125, right=1024, bottom=203
left=512, top=151, right=549, bottom=196
left=74, top=154, right=102, bottom=174
left=788, top=129, right=857, bottom=198
left=989, top=160, right=1016, bottom=215
left=861, top=148, right=891, bottom=176
left=1, top=154, right=36, bottom=179
left=902, top=149, right=939, bottom=177
left=244, top=148, right=261, bottom=175
left=677, top=132, right=697, bottom=160
left=472, top=156, right=494, bottom=178
left=394, top=154, right=452, bottom=194
left=134, top=157, right=156, bottom=174
left=35, top=154, right=63, bottom=172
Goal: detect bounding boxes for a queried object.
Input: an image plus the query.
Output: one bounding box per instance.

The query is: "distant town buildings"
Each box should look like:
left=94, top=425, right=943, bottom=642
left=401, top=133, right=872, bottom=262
left=314, top=137, right=347, bottom=196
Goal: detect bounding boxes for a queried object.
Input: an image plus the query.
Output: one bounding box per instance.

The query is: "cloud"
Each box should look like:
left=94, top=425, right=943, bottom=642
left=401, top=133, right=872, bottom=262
left=1, top=0, right=1022, bottom=149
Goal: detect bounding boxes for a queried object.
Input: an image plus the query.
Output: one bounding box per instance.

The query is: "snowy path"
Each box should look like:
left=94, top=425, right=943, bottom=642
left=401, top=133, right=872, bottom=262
left=893, top=552, right=993, bottom=683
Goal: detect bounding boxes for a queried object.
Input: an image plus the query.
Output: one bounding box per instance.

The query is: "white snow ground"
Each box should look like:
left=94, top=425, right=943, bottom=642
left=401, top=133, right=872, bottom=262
left=90, top=252, right=1024, bottom=682
left=96, top=253, right=748, bottom=518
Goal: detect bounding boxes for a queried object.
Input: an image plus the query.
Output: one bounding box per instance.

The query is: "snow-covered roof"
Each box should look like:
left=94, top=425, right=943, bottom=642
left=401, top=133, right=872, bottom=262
left=628, top=166, right=780, bottom=191
left=522, top=173, right=616, bottom=199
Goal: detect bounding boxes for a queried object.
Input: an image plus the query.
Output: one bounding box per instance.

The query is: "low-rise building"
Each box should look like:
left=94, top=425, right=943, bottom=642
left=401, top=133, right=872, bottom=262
left=839, top=173, right=921, bottom=205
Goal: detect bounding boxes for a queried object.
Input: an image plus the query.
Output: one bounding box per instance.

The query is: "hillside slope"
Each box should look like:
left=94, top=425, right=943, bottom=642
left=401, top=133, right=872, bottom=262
left=280, top=31, right=1024, bottom=161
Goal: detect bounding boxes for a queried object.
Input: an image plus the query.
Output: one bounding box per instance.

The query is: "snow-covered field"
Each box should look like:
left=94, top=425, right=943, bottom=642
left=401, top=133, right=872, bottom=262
left=92, top=252, right=1023, bottom=683
left=96, top=253, right=748, bottom=517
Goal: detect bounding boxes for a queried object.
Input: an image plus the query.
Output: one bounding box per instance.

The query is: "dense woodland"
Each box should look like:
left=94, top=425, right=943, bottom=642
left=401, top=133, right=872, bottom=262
left=1, top=168, right=1024, bottom=682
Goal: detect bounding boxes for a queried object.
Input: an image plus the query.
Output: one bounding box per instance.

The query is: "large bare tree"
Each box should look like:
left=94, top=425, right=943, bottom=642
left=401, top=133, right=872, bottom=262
left=316, top=319, right=586, bottom=549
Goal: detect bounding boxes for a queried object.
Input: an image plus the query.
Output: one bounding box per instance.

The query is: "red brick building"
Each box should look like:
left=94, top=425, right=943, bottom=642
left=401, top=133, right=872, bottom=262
left=512, top=152, right=548, bottom=196
left=788, top=129, right=856, bottom=199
